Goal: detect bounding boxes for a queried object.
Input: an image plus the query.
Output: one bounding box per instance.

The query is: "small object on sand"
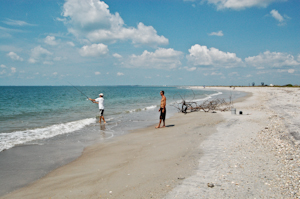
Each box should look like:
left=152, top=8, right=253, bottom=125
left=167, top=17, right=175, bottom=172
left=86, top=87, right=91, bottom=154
left=239, top=111, right=243, bottom=115
left=212, top=111, right=216, bottom=113
left=207, top=183, right=214, bottom=188
left=231, top=108, right=236, bottom=115
left=178, top=177, right=185, bottom=180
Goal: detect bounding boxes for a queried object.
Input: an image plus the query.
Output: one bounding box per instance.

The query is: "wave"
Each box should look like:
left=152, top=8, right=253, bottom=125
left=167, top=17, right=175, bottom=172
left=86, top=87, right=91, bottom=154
left=172, top=91, right=223, bottom=104
left=126, top=105, right=158, bottom=113
left=0, top=118, right=96, bottom=152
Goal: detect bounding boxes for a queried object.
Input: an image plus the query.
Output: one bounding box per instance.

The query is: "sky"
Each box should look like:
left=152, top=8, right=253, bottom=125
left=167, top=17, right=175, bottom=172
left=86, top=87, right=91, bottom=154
left=0, top=0, right=299, bottom=86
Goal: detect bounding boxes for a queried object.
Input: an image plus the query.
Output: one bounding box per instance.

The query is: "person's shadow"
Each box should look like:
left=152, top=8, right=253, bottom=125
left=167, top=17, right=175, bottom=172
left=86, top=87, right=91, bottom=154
left=165, top=124, right=175, bottom=127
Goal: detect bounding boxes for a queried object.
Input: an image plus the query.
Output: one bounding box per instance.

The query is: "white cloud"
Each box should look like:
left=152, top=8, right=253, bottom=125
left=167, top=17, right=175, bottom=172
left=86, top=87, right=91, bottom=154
left=270, top=9, right=288, bottom=26
left=209, top=30, right=223, bottom=36
left=7, top=52, right=23, bottom=61
left=2, top=19, right=36, bottom=26
left=277, top=69, right=295, bottom=74
left=117, top=72, right=124, bottom=76
left=126, top=48, right=183, bottom=69
left=53, top=72, right=58, bottom=75
left=0, top=70, right=5, bottom=75
left=186, top=44, right=243, bottom=68
left=229, top=72, right=239, bottom=76
left=67, top=41, right=75, bottom=47
left=28, top=58, right=36, bottom=64
left=0, top=64, right=6, bottom=68
left=62, top=0, right=168, bottom=46
left=79, top=43, right=108, bottom=57
left=257, top=71, right=267, bottom=74
left=288, top=69, right=295, bottom=73
left=245, top=51, right=300, bottom=68
left=204, top=0, right=286, bottom=10
left=43, top=61, right=53, bottom=65
left=183, top=66, right=197, bottom=71
left=113, top=53, right=122, bottom=58
left=211, top=72, right=223, bottom=75
left=95, top=71, right=101, bottom=75
left=270, top=9, right=284, bottom=22
left=44, top=36, right=58, bottom=45
left=11, top=67, right=16, bottom=73
left=28, top=46, right=53, bottom=64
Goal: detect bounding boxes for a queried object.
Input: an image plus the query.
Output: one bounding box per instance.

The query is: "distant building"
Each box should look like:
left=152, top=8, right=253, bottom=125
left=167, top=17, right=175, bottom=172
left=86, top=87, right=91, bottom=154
left=269, top=84, right=274, bottom=87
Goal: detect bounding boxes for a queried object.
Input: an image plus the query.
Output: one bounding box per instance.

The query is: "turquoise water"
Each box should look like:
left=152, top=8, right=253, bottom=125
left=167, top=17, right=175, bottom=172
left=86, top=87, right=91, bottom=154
left=0, top=86, right=218, bottom=152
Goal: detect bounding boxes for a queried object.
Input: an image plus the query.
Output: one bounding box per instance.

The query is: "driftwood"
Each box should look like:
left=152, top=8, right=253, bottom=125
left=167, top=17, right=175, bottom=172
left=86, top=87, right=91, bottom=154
left=172, top=97, right=233, bottom=113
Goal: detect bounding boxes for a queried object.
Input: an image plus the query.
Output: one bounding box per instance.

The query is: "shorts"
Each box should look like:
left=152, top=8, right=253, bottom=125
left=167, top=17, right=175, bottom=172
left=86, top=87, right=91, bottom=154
left=99, top=109, right=104, bottom=116
left=160, top=108, right=166, bottom=121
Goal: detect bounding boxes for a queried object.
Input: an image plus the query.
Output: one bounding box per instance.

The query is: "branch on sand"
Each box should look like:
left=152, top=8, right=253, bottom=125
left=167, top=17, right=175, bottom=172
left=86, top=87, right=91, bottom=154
left=172, top=98, right=233, bottom=114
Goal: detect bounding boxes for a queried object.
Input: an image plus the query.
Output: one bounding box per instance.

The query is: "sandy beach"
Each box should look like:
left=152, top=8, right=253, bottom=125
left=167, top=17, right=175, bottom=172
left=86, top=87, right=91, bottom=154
left=2, top=87, right=300, bottom=198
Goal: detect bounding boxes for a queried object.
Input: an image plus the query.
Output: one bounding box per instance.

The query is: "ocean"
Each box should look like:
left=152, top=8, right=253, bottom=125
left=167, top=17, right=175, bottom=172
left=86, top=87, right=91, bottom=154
left=0, top=86, right=220, bottom=152
left=0, top=86, right=245, bottom=196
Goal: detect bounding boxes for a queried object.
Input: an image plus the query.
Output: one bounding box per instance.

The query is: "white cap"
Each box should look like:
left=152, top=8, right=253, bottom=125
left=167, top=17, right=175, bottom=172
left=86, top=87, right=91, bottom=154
left=99, top=93, right=103, bottom=96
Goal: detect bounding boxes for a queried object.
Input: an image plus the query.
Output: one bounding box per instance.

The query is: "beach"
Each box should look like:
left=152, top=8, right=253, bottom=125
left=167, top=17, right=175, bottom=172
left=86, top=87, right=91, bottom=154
left=2, top=86, right=300, bottom=198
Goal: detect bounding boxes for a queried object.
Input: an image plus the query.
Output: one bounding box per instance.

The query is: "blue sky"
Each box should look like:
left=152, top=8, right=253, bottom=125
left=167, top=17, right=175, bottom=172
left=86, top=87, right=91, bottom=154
left=0, top=0, right=299, bottom=86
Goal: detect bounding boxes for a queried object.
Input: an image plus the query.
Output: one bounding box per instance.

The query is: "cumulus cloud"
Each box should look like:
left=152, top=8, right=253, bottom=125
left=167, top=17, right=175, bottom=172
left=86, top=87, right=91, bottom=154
left=204, top=0, right=286, bottom=10
left=270, top=9, right=288, bottom=26
left=7, top=52, right=23, bottom=61
left=62, top=0, right=168, bottom=46
left=11, top=67, right=16, bottom=73
left=117, top=72, right=124, bottom=76
left=288, top=69, right=295, bottom=73
left=44, top=36, right=58, bottom=45
left=209, top=30, right=223, bottom=36
left=277, top=69, right=295, bottom=74
left=113, top=53, right=122, bottom=58
left=186, top=44, right=243, bottom=68
left=79, top=43, right=108, bottom=57
left=211, top=72, right=223, bottom=75
left=67, top=41, right=75, bottom=46
left=28, top=46, right=53, bottom=64
left=126, top=48, right=183, bottom=69
left=183, top=66, right=197, bottom=71
left=95, top=71, right=101, bottom=75
left=0, top=64, right=6, bottom=68
left=245, top=51, right=300, bottom=68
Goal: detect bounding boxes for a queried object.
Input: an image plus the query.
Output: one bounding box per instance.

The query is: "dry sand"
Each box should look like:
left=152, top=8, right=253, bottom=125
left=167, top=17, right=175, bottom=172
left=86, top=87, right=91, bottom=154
left=2, top=87, right=300, bottom=199
left=165, top=86, right=300, bottom=198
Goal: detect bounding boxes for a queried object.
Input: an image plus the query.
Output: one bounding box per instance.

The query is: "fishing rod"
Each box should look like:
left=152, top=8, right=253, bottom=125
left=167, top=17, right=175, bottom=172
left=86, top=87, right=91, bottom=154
left=67, top=81, right=90, bottom=99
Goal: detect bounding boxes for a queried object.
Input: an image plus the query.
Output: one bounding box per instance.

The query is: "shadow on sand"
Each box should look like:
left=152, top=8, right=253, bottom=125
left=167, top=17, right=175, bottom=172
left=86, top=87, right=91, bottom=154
left=165, top=124, right=175, bottom=128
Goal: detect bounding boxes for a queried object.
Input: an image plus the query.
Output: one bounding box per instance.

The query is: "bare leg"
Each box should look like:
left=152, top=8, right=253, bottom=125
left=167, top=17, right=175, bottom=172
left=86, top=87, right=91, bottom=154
left=162, top=120, right=165, bottom=128
left=155, top=119, right=162, bottom=128
left=102, top=116, right=106, bottom=124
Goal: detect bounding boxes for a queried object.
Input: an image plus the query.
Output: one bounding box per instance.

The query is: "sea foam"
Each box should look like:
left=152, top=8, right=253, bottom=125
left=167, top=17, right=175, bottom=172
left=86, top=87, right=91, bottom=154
left=0, top=118, right=95, bottom=152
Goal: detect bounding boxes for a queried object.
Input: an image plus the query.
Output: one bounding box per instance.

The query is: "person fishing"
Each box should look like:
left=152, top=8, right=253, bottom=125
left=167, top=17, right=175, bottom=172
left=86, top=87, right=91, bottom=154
left=89, top=93, right=106, bottom=124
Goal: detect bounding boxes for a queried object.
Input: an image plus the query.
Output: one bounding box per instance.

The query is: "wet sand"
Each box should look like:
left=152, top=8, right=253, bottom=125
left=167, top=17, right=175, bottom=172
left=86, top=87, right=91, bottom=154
left=1, top=107, right=223, bottom=199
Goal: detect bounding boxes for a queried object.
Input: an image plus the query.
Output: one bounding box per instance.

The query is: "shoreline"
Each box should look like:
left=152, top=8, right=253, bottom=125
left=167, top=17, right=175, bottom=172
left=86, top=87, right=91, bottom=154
left=1, top=109, right=225, bottom=198
left=0, top=87, right=245, bottom=197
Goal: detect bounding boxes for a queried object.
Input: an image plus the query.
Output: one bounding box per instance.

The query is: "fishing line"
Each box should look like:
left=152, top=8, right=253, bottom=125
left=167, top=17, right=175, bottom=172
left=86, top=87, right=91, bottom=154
left=67, top=81, right=89, bottom=99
